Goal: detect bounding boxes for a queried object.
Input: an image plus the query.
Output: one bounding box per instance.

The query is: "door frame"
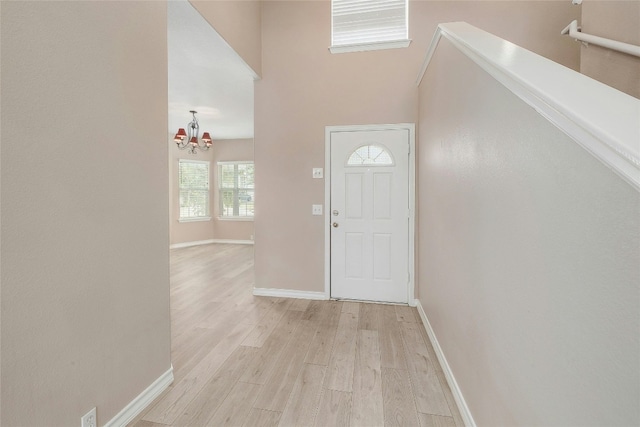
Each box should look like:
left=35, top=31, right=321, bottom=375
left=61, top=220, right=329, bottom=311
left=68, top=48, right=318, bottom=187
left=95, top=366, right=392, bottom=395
left=324, top=123, right=416, bottom=305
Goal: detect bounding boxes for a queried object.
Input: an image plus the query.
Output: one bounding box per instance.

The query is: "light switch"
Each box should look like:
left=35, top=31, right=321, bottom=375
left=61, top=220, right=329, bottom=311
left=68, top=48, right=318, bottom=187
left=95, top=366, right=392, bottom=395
left=312, top=204, right=323, bottom=215
left=312, top=168, right=323, bottom=179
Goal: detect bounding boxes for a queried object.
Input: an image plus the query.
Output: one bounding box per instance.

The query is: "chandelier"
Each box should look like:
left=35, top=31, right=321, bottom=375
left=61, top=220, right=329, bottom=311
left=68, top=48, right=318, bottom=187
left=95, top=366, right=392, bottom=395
left=173, top=110, right=212, bottom=154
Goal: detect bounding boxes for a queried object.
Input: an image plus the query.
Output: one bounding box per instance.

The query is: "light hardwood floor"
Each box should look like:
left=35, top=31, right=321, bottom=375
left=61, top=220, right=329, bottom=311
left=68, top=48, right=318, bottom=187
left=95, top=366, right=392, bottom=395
left=130, top=244, right=463, bottom=427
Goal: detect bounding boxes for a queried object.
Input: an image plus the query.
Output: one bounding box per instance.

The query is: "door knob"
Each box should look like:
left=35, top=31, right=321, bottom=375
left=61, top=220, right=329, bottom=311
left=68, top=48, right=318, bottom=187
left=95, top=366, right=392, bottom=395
left=332, top=222, right=339, bottom=228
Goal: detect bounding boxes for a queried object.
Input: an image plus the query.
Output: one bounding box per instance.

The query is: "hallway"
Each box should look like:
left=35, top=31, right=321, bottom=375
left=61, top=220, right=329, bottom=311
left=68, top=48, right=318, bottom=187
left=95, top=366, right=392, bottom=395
left=132, top=244, right=462, bottom=426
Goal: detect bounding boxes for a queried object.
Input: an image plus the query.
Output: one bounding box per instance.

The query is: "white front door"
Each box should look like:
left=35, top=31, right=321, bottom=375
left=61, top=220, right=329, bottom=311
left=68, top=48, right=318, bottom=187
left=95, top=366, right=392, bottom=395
left=330, top=128, right=410, bottom=303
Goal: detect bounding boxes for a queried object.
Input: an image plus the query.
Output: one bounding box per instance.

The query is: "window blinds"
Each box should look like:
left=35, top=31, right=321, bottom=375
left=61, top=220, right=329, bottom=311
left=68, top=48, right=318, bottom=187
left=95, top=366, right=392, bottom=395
left=332, top=0, right=408, bottom=47
left=179, top=160, right=210, bottom=219
left=218, top=162, right=255, bottom=218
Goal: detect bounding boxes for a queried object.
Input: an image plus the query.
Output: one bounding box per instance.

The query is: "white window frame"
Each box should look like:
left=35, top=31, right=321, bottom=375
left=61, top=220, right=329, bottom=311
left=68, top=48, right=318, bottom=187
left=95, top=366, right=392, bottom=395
left=217, top=161, right=255, bottom=221
left=330, top=0, right=411, bottom=54
left=178, top=159, right=211, bottom=223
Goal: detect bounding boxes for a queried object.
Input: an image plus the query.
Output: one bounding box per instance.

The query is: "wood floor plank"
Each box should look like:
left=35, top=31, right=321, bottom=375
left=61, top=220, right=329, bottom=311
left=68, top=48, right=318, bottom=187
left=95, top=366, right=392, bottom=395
left=171, top=325, right=229, bottom=375
left=358, top=302, right=381, bottom=331
left=279, top=363, right=326, bottom=426
left=172, top=345, right=259, bottom=426
left=314, top=390, right=352, bottom=427
left=253, top=319, right=319, bottom=411
left=243, top=409, right=282, bottom=427
left=242, top=298, right=293, bottom=348
left=304, top=320, right=338, bottom=366
left=288, top=298, right=311, bottom=312
left=302, top=300, right=324, bottom=321
left=379, top=305, right=408, bottom=370
left=241, top=310, right=303, bottom=385
left=131, top=420, right=171, bottom=427
left=143, top=321, right=255, bottom=424
left=322, top=300, right=344, bottom=326
left=325, top=312, right=359, bottom=392
left=382, top=368, right=421, bottom=427
left=418, top=413, right=457, bottom=427
left=416, top=322, right=465, bottom=425
left=206, top=381, right=262, bottom=426
left=437, top=379, right=465, bottom=426
left=134, top=245, right=464, bottom=427
left=341, top=301, right=360, bottom=314
left=350, top=330, right=384, bottom=427
left=400, top=322, right=451, bottom=416
left=395, top=305, right=419, bottom=323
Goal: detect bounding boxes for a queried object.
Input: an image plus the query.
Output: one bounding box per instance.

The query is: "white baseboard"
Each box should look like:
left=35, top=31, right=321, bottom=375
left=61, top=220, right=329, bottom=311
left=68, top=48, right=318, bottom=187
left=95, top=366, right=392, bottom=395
left=414, top=300, right=476, bottom=427
left=104, top=365, right=174, bottom=427
left=253, top=288, right=328, bottom=300
left=170, top=239, right=216, bottom=249
left=211, top=239, right=254, bottom=245
left=170, top=239, right=254, bottom=249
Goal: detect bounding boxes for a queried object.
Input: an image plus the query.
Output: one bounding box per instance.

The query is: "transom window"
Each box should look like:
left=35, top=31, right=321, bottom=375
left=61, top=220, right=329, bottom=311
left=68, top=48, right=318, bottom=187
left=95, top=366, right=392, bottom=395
left=179, top=159, right=210, bottom=221
left=330, top=0, right=410, bottom=53
left=218, top=162, right=255, bottom=219
left=347, top=144, right=394, bottom=166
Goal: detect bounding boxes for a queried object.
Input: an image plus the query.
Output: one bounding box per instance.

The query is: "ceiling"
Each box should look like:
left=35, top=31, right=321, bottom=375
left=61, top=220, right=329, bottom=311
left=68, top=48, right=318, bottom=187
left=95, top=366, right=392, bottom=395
left=168, top=0, right=255, bottom=140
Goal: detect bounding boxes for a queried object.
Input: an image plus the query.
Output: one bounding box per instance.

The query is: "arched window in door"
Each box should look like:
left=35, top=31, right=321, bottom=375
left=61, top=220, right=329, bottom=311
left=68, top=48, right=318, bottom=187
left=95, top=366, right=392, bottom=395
left=346, top=144, right=394, bottom=166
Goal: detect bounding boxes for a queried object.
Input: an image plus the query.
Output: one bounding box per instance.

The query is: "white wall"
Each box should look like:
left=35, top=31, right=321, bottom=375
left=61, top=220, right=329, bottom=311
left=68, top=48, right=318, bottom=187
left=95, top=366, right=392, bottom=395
left=418, top=37, right=640, bottom=425
left=1, top=2, right=171, bottom=425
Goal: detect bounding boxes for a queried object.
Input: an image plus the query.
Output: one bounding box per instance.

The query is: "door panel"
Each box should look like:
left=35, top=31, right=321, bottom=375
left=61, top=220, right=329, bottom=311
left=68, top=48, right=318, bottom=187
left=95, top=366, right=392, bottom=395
left=330, top=129, right=409, bottom=303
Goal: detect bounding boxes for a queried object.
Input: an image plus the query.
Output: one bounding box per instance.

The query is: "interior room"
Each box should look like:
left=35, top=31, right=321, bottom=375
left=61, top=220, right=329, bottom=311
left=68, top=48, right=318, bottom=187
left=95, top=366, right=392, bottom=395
left=1, top=0, right=638, bottom=426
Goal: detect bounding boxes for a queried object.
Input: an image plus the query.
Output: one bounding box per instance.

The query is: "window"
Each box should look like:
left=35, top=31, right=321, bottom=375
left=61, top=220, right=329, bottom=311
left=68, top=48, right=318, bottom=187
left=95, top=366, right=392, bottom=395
left=347, top=144, right=394, bottom=166
left=218, top=162, right=254, bottom=219
left=179, top=160, right=210, bottom=221
left=331, top=0, right=410, bottom=53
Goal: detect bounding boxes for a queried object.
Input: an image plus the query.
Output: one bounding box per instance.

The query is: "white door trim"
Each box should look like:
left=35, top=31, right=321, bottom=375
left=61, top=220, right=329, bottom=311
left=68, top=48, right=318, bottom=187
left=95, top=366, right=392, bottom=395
left=324, top=123, right=416, bottom=303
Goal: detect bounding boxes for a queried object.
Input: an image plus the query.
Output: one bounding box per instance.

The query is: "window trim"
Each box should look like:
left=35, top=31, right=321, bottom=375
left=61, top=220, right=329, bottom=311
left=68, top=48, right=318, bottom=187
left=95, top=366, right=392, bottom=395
left=329, top=39, right=411, bottom=54
left=217, top=161, right=255, bottom=221
left=178, top=159, right=211, bottom=222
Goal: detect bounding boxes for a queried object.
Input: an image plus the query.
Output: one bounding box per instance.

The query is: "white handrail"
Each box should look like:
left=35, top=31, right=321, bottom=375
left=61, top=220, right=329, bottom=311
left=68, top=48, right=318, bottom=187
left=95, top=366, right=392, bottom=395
left=561, top=20, right=640, bottom=58
left=416, top=22, right=640, bottom=191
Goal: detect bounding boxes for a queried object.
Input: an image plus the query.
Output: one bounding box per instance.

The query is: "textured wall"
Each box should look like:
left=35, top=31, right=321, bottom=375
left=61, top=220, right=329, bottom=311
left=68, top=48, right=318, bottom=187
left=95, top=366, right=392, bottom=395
left=1, top=2, right=171, bottom=425
left=254, top=1, right=580, bottom=293
left=418, top=37, right=640, bottom=425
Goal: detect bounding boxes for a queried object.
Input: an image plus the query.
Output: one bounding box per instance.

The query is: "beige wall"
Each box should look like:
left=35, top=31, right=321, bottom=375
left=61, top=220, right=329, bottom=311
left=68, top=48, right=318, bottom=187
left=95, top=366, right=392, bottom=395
left=418, top=37, right=639, bottom=425
left=212, top=139, right=255, bottom=241
left=190, top=0, right=262, bottom=77
left=0, top=2, right=171, bottom=426
left=254, top=1, right=580, bottom=292
left=169, top=138, right=254, bottom=244
left=580, top=0, right=640, bottom=98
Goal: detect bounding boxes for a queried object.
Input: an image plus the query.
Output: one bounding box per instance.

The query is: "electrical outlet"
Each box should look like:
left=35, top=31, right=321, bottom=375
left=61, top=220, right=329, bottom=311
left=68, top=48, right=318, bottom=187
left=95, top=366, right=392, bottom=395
left=312, top=168, right=323, bottom=179
left=312, top=204, right=323, bottom=215
left=81, top=407, right=96, bottom=427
